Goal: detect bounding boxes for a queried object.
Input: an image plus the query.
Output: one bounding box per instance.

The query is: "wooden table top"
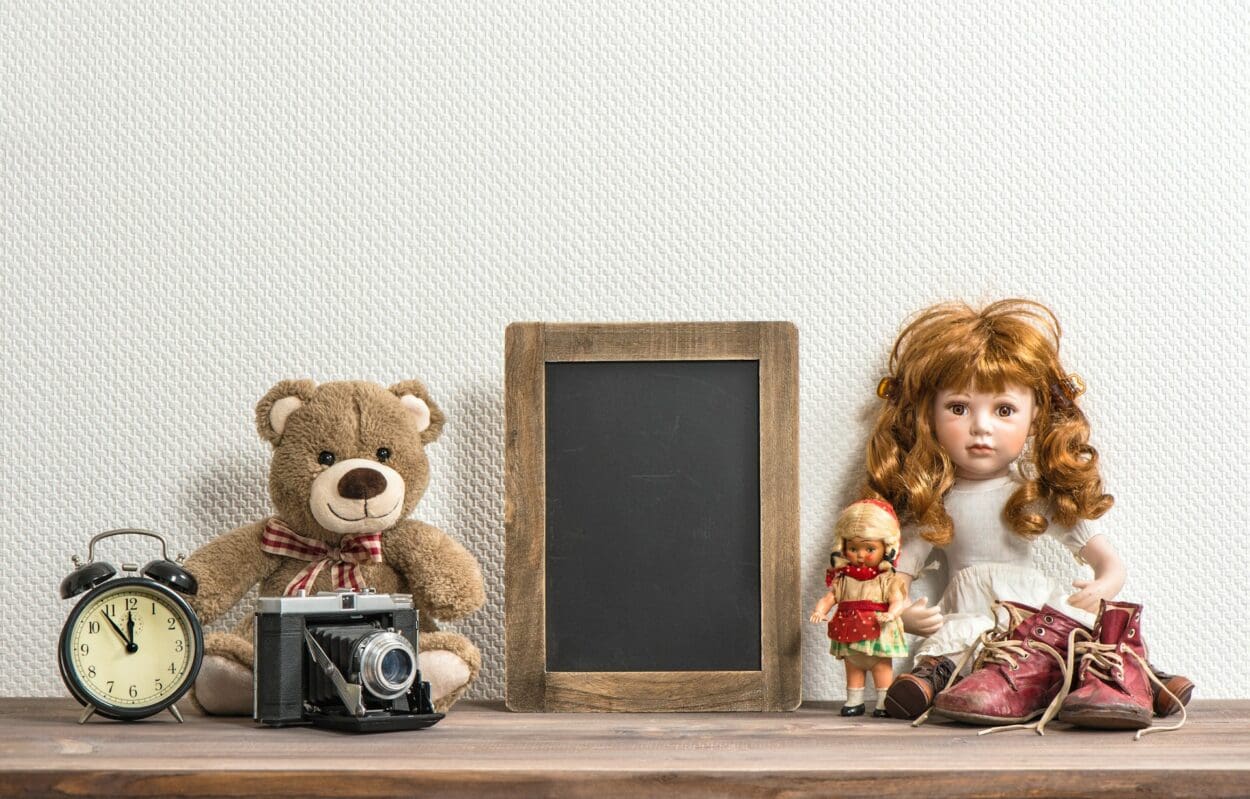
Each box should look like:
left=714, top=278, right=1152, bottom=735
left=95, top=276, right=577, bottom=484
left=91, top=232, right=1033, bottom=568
left=1, top=698, right=1247, bottom=798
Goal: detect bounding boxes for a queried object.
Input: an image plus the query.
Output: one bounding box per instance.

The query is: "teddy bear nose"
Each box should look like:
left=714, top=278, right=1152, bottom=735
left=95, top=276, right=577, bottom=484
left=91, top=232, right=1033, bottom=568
left=337, top=467, right=388, bottom=500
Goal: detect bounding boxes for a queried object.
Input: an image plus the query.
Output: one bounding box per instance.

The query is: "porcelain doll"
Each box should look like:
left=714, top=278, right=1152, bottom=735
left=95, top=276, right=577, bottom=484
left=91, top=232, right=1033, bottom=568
left=809, top=499, right=909, bottom=717
left=860, top=299, right=1192, bottom=733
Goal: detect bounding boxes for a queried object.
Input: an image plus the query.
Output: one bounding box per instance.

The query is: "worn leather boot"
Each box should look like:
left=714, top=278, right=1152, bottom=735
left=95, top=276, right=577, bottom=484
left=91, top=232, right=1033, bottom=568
left=932, top=603, right=1086, bottom=726
left=883, top=655, right=957, bottom=720
left=1058, top=601, right=1156, bottom=730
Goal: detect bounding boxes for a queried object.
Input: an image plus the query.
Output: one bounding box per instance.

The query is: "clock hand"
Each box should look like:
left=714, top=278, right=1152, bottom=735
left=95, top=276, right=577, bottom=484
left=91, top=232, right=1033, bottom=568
left=102, top=612, right=130, bottom=647
left=101, top=615, right=136, bottom=655
left=125, top=611, right=138, bottom=653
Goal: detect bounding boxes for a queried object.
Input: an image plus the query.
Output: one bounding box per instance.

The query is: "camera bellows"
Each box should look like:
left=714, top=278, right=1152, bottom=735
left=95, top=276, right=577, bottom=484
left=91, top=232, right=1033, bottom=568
left=307, top=624, right=417, bottom=706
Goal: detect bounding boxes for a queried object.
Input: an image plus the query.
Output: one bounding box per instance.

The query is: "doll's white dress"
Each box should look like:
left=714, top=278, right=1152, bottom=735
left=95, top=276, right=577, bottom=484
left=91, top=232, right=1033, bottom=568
left=894, top=472, right=1102, bottom=660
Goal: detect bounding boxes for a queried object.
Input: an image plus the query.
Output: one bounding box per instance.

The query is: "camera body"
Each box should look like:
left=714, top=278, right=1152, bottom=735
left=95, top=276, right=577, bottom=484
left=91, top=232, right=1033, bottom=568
left=254, top=590, right=443, bottom=732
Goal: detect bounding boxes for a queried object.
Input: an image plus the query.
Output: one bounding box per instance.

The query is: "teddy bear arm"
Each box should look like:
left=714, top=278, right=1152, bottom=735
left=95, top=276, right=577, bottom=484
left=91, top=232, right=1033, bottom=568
left=185, top=520, right=282, bottom=624
left=385, top=521, right=485, bottom=622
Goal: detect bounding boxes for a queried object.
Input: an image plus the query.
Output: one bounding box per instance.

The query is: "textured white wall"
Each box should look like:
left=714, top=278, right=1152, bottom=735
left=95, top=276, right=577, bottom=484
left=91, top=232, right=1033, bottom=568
left=2, top=2, right=1247, bottom=702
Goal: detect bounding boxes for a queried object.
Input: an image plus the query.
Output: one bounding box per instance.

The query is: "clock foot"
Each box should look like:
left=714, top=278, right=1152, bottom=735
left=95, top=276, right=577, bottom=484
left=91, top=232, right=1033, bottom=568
left=168, top=704, right=185, bottom=723
left=78, top=704, right=97, bottom=724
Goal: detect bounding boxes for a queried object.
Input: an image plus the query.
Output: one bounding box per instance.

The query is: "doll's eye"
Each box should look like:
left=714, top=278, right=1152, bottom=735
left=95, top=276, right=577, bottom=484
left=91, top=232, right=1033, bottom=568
left=948, top=403, right=967, bottom=416
left=996, top=405, right=1016, bottom=417
left=376, top=447, right=391, bottom=462
left=317, top=451, right=336, bottom=466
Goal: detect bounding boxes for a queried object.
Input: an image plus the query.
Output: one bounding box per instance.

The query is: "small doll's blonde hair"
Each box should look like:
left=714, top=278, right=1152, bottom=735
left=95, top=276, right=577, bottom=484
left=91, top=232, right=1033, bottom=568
left=864, top=299, right=1113, bottom=546
left=832, top=499, right=901, bottom=572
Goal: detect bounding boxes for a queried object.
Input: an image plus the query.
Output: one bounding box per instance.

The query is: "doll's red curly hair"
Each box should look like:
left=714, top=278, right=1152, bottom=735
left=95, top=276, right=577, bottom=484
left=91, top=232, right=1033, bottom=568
left=863, top=299, right=1113, bottom=546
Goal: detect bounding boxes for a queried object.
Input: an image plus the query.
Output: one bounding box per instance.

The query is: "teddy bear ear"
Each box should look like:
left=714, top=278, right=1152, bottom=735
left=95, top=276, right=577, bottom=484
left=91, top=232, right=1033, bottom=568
left=388, top=379, right=445, bottom=443
left=255, top=379, right=317, bottom=445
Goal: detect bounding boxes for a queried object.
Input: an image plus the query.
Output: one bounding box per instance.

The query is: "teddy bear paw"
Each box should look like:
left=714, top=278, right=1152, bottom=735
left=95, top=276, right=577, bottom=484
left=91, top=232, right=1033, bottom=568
left=419, top=649, right=472, bottom=706
left=193, top=654, right=253, bottom=716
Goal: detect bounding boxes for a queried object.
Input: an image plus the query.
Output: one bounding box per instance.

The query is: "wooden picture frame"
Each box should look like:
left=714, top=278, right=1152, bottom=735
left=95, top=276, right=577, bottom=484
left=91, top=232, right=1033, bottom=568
left=504, top=322, right=800, bottom=712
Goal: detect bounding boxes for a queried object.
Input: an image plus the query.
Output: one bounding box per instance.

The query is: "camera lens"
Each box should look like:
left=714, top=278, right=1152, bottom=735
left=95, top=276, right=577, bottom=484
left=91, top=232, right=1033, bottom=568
left=358, top=631, right=417, bottom=700
left=380, top=648, right=412, bottom=685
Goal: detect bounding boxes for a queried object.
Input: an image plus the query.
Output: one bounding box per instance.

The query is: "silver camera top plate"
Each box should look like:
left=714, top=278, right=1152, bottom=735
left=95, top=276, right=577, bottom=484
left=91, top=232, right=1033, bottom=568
left=255, top=590, right=414, bottom=615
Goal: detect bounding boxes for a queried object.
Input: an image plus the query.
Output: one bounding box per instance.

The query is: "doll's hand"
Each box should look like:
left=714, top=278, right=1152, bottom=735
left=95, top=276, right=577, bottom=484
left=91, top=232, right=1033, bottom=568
left=1068, top=578, right=1118, bottom=614
left=808, top=609, right=828, bottom=624
left=900, top=597, right=944, bottom=637
left=874, top=611, right=895, bottom=624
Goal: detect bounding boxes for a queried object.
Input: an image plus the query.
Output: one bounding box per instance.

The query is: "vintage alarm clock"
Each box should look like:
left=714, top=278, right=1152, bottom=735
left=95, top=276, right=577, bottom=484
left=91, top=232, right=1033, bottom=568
left=58, top=529, right=203, bottom=723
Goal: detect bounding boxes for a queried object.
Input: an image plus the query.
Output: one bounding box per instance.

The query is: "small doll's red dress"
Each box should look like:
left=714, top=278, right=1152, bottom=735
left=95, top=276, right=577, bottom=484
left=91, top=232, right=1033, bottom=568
left=825, top=565, right=908, bottom=659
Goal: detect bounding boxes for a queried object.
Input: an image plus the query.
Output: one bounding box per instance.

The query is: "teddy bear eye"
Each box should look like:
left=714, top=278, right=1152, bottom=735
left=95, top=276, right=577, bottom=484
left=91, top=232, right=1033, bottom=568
left=317, top=451, right=336, bottom=466
left=376, top=447, right=391, bottom=462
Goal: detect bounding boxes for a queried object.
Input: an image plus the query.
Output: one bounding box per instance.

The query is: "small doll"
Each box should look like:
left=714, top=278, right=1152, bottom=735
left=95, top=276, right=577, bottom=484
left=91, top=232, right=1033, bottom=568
left=809, top=499, right=909, bottom=717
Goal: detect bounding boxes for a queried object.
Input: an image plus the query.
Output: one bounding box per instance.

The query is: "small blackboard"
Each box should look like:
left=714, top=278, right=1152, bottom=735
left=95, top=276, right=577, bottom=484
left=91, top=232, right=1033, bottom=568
left=544, top=359, right=762, bottom=672
left=505, top=322, right=799, bottom=712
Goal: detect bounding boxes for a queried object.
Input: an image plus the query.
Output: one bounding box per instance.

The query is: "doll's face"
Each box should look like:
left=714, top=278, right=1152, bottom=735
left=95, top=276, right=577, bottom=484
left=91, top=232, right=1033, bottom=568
left=843, top=537, right=886, bottom=568
left=933, top=383, right=1038, bottom=480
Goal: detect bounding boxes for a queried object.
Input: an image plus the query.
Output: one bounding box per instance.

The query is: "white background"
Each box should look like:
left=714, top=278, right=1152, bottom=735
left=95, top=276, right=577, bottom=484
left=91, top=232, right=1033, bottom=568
left=2, top=2, right=1246, bottom=701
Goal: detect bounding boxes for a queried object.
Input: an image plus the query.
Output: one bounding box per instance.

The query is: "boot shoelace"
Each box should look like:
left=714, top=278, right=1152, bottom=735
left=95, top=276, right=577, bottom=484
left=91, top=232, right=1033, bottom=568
left=912, top=601, right=1186, bottom=739
left=977, top=633, right=1069, bottom=737
left=992, top=627, right=1187, bottom=739
left=1053, top=629, right=1186, bottom=740
left=911, top=601, right=1032, bottom=728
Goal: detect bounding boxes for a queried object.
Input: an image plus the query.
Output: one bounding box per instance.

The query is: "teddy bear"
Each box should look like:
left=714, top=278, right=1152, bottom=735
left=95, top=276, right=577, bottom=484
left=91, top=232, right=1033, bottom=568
left=183, top=378, right=485, bottom=715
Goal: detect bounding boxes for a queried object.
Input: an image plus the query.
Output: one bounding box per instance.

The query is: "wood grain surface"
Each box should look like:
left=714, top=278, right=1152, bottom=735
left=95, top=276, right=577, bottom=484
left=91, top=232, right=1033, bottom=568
left=504, top=321, right=547, bottom=712
left=1, top=699, right=1247, bottom=798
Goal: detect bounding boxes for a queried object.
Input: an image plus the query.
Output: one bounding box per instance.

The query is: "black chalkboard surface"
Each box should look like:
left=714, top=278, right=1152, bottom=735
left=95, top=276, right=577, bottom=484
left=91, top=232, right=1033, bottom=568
left=505, top=322, right=799, bottom=712
left=544, top=360, right=761, bottom=672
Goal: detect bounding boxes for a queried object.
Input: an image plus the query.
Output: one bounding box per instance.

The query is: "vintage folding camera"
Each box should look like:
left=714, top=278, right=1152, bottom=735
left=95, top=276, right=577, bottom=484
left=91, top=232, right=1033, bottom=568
left=254, top=589, right=443, bottom=732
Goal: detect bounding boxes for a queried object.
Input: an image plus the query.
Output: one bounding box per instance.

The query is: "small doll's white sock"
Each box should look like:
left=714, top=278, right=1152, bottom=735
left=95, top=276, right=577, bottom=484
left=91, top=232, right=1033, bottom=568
left=846, top=687, right=865, bottom=706
left=875, top=692, right=887, bottom=711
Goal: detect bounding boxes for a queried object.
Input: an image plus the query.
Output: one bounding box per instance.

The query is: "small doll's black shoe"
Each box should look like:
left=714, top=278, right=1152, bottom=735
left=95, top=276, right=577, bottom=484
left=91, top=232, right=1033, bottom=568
left=872, top=708, right=889, bottom=718
left=840, top=703, right=866, bottom=717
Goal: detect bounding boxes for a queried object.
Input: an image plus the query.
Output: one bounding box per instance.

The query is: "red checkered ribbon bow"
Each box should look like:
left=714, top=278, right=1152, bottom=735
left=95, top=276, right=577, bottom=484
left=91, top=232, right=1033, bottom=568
left=260, top=517, right=384, bottom=596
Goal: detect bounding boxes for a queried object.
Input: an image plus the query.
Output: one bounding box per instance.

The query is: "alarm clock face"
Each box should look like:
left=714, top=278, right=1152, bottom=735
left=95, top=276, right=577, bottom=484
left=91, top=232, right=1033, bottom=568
left=60, top=578, right=202, bottom=719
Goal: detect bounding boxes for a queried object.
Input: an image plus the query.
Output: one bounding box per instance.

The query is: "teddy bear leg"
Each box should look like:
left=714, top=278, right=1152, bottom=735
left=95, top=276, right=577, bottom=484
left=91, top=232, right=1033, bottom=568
left=418, top=631, right=481, bottom=713
left=190, top=632, right=255, bottom=716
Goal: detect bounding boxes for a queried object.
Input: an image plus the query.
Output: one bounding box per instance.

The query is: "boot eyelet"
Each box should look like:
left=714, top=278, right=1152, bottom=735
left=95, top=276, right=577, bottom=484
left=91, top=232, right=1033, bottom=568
left=1043, top=615, right=1054, bottom=624
left=1127, top=629, right=1135, bottom=638
left=1011, top=664, right=1020, bottom=671
left=1034, top=627, right=1046, bottom=637
left=1019, top=652, right=1029, bottom=660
